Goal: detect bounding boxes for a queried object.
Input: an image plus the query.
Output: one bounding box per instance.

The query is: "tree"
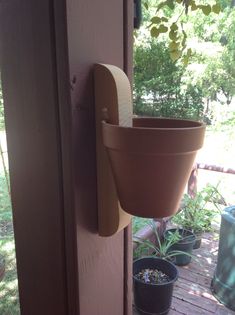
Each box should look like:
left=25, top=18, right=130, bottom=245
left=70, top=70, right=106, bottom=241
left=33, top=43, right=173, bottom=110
left=134, top=0, right=235, bottom=123
left=143, top=0, right=221, bottom=62
left=134, top=40, right=204, bottom=120
left=181, top=5, right=235, bottom=106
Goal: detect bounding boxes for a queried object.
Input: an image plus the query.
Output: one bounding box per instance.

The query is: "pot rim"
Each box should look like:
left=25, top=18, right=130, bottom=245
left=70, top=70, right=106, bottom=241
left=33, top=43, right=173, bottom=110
left=133, top=117, right=205, bottom=130
left=133, top=257, right=178, bottom=286
left=103, top=117, right=205, bottom=132
left=102, top=118, right=206, bottom=154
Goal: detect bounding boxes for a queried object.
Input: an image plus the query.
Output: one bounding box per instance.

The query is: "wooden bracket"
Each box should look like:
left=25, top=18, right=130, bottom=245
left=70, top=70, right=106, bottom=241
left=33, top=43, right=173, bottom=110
left=94, top=64, right=132, bottom=236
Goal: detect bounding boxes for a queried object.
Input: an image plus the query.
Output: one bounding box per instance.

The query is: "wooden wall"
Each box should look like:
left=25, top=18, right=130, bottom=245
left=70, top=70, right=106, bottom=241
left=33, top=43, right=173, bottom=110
left=0, top=0, right=133, bottom=314
left=66, top=0, right=133, bottom=314
left=0, top=1, right=74, bottom=314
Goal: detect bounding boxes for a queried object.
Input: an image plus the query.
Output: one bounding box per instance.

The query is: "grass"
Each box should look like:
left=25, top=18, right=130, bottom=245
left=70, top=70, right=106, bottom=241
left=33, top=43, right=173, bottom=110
left=0, top=238, right=20, bottom=315
left=0, top=173, right=20, bottom=315
left=0, top=176, right=12, bottom=222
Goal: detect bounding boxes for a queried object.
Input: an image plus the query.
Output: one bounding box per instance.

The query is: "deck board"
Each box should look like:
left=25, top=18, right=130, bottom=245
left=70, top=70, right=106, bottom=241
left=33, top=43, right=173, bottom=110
left=133, top=232, right=235, bottom=315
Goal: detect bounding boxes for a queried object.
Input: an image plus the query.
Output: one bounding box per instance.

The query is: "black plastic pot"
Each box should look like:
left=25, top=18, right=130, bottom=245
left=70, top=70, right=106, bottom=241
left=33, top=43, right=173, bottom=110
left=133, top=257, right=178, bottom=315
left=164, top=228, right=196, bottom=266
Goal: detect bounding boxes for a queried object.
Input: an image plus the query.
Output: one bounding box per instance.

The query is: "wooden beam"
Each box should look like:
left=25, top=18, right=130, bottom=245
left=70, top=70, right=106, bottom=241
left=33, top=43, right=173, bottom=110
left=0, top=1, right=77, bottom=314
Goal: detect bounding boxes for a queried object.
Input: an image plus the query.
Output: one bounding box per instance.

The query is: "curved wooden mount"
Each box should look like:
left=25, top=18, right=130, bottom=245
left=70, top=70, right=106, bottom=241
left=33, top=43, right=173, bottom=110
left=94, top=63, right=132, bottom=236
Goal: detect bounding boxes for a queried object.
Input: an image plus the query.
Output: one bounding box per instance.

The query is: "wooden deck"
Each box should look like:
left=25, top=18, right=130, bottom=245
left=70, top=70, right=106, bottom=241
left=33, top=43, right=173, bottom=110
left=133, top=233, right=235, bottom=315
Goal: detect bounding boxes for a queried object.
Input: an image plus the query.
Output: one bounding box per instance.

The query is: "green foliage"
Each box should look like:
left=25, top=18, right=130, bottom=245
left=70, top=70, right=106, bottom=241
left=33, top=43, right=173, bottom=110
left=172, top=184, right=226, bottom=233
left=132, top=217, right=153, bottom=259
left=223, top=111, right=235, bottom=126
left=0, top=77, right=20, bottom=315
left=132, top=217, right=151, bottom=234
left=0, top=175, right=12, bottom=222
left=134, top=39, right=204, bottom=120
left=0, top=238, right=20, bottom=315
left=133, top=221, right=194, bottom=260
left=135, top=1, right=235, bottom=121
left=0, top=173, right=20, bottom=314
left=182, top=7, right=235, bottom=106
left=144, top=0, right=221, bottom=61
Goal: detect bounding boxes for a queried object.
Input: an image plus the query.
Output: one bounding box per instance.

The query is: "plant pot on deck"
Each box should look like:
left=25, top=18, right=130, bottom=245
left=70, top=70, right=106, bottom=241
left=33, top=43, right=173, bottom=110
left=164, top=228, right=196, bottom=266
left=102, top=117, right=205, bottom=218
left=133, top=257, right=178, bottom=315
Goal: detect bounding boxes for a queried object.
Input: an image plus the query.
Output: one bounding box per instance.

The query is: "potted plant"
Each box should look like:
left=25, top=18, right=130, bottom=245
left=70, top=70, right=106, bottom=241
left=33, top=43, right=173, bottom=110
left=133, top=257, right=178, bottom=315
left=133, top=222, right=193, bottom=314
left=172, top=184, right=225, bottom=249
left=164, top=228, right=196, bottom=265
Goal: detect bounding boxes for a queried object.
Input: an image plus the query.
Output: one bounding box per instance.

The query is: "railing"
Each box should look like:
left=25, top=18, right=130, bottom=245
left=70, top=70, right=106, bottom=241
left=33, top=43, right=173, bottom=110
left=188, top=162, right=235, bottom=198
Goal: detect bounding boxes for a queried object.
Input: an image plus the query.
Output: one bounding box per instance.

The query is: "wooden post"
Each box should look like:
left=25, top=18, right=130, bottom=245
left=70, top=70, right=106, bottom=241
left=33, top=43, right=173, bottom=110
left=66, top=0, right=133, bottom=313
left=0, top=1, right=78, bottom=314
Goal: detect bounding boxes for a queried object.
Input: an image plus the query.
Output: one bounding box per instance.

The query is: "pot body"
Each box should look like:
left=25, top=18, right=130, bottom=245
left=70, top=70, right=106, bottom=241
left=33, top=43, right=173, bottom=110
left=133, top=257, right=178, bottom=315
left=103, top=117, right=205, bottom=218
left=164, top=228, right=196, bottom=266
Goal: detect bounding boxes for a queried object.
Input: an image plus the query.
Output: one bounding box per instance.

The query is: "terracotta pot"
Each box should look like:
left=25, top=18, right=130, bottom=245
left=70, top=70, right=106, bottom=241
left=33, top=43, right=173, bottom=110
left=102, top=117, right=206, bottom=218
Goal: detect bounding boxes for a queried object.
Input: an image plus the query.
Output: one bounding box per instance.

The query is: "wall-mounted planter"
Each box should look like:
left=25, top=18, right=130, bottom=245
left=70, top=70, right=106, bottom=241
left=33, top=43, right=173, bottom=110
left=103, top=117, right=205, bottom=218
left=94, top=63, right=133, bottom=236
left=95, top=63, right=205, bottom=235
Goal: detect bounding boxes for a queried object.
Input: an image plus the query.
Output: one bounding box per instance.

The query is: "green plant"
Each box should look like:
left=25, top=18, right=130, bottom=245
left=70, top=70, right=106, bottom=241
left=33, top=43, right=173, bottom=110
left=143, top=0, right=221, bottom=62
left=133, top=221, right=194, bottom=260
left=172, top=184, right=226, bottom=233
left=134, top=39, right=204, bottom=120
left=0, top=238, right=20, bottom=315
left=132, top=216, right=151, bottom=234
left=0, top=173, right=20, bottom=314
left=0, top=123, right=20, bottom=314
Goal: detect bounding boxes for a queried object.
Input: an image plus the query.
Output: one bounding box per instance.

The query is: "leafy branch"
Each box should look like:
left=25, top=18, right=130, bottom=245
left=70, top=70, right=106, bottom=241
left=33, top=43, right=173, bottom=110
left=145, top=0, right=221, bottom=62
